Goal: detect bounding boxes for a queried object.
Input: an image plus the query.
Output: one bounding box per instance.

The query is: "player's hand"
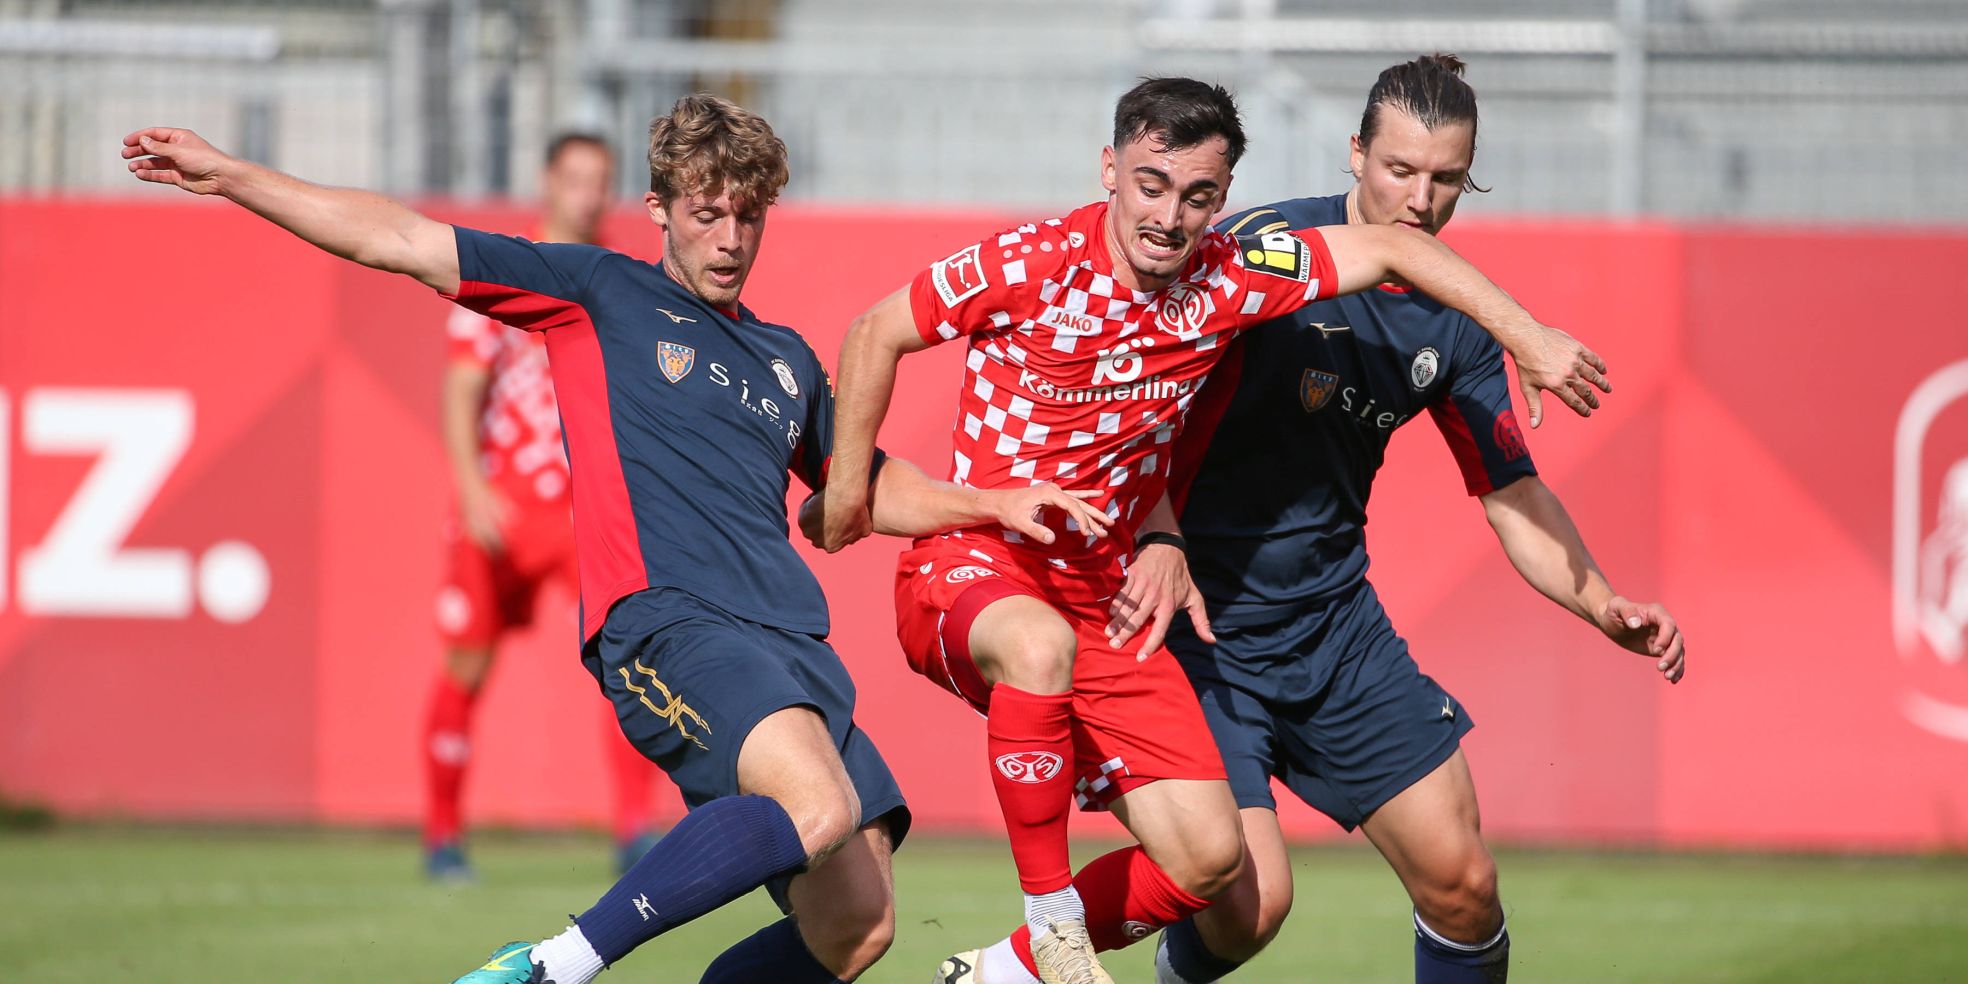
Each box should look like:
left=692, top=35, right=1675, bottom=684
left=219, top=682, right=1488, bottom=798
left=1509, top=325, right=1611, bottom=428
left=979, top=484, right=1113, bottom=547
left=817, top=484, right=873, bottom=553
left=1601, top=596, right=1685, bottom=684
left=1107, top=542, right=1214, bottom=661
left=122, top=127, right=235, bottom=196
left=458, top=481, right=511, bottom=554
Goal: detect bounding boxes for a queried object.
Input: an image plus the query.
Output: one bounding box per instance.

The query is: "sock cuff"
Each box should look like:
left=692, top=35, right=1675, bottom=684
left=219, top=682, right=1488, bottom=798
left=1414, top=910, right=1509, bottom=955
left=1133, top=850, right=1210, bottom=916
left=986, top=684, right=1074, bottom=736
left=1161, top=915, right=1243, bottom=982
left=734, top=795, right=810, bottom=873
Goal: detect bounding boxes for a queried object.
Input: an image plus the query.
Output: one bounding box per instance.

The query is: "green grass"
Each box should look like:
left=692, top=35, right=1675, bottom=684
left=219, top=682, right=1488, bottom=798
left=2, top=826, right=1965, bottom=982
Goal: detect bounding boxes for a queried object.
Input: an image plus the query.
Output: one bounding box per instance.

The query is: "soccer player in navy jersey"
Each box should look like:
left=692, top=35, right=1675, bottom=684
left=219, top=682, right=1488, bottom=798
left=123, top=95, right=1107, bottom=984
left=1098, top=56, right=1687, bottom=984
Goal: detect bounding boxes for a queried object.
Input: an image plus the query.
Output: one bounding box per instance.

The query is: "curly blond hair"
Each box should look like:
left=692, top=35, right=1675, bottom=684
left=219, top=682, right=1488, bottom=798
left=647, top=94, right=790, bottom=210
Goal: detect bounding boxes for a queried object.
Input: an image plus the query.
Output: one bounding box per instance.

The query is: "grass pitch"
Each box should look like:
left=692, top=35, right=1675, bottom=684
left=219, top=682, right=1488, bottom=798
left=1, top=825, right=1964, bottom=982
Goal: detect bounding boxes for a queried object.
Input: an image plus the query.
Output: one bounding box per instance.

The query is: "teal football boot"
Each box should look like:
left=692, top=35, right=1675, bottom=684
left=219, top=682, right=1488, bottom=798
left=449, top=941, right=545, bottom=983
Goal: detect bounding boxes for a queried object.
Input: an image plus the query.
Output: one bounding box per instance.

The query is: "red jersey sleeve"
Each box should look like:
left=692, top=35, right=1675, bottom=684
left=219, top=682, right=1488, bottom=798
left=908, top=223, right=1067, bottom=345
left=1221, top=226, right=1340, bottom=328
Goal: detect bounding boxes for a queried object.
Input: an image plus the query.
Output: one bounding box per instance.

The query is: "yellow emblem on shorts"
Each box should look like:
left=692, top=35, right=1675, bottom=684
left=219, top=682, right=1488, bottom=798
left=619, top=660, right=712, bottom=750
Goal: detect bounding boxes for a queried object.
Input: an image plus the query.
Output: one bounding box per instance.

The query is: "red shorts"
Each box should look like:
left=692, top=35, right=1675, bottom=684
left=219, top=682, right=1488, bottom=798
left=893, top=533, right=1227, bottom=810
left=436, top=492, right=576, bottom=648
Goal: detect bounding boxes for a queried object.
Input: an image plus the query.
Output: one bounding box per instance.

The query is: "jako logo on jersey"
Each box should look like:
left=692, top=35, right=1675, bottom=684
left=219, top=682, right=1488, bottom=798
left=994, top=751, right=1064, bottom=784
left=945, top=565, right=997, bottom=583
left=1300, top=369, right=1339, bottom=412
left=1892, top=358, right=1968, bottom=743
left=1155, top=283, right=1210, bottom=337
left=932, top=243, right=989, bottom=307
left=1038, top=306, right=1102, bottom=337
left=1410, top=347, right=1441, bottom=390
left=1494, top=409, right=1529, bottom=461
left=1235, top=230, right=1312, bottom=283
left=658, top=341, right=696, bottom=383
left=771, top=358, right=801, bottom=398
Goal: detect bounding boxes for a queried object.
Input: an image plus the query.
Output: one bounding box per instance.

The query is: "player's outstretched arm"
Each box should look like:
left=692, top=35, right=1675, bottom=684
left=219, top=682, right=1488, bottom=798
left=1316, top=223, right=1610, bottom=428
left=122, top=127, right=460, bottom=294
left=1481, top=475, right=1685, bottom=683
left=822, top=287, right=932, bottom=552
left=798, top=457, right=1111, bottom=546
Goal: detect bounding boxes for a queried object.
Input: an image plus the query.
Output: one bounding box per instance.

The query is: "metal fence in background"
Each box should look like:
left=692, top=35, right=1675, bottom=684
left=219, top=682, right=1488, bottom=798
left=2, top=0, right=1965, bottom=223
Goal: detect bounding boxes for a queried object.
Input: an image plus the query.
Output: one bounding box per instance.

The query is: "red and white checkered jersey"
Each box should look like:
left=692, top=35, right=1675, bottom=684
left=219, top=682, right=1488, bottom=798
left=447, top=306, right=569, bottom=502
left=909, top=200, right=1336, bottom=562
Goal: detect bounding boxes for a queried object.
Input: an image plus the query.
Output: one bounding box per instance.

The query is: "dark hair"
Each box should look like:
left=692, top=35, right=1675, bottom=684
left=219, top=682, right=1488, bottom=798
left=647, top=94, right=790, bottom=208
left=545, top=131, right=610, bottom=167
left=1358, top=53, right=1488, bottom=193
left=1113, top=77, right=1246, bottom=168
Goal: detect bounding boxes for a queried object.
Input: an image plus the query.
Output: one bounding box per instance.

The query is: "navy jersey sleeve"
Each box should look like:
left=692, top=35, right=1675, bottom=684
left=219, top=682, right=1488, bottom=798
left=1425, top=326, right=1538, bottom=496
left=443, top=226, right=610, bottom=333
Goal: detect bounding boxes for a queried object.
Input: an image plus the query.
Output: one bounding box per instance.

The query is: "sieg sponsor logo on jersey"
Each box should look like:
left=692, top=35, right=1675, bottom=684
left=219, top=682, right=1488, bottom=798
left=1338, top=386, right=1412, bottom=431
left=706, top=362, right=803, bottom=449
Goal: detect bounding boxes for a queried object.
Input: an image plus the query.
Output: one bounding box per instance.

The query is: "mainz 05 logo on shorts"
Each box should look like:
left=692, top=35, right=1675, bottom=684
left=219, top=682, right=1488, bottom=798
left=944, top=565, right=997, bottom=583
left=994, top=750, right=1065, bottom=784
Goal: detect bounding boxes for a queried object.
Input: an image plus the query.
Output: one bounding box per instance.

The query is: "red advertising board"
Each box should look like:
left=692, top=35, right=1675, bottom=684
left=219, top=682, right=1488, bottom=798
left=2, top=198, right=1964, bottom=849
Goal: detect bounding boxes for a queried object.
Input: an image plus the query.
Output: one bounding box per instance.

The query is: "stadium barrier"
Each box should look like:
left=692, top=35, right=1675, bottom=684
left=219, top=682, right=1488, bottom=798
left=2, top=198, right=1965, bottom=850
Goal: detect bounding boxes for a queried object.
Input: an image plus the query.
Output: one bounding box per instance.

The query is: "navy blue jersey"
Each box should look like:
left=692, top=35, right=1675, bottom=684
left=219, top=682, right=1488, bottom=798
left=445, top=228, right=846, bottom=641
left=1169, top=195, right=1537, bottom=627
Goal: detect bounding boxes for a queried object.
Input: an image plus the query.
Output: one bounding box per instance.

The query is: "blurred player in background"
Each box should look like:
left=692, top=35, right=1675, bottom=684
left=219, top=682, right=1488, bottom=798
left=817, top=77, right=1611, bottom=984
left=425, top=132, right=663, bottom=883
left=1092, top=55, right=1686, bottom=984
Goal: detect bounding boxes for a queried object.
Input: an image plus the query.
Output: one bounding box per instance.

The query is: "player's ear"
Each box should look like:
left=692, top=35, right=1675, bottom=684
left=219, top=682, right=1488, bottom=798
left=1101, top=146, right=1118, bottom=196
left=644, top=192, right=669, bottom=230
left=1348, top=133, right=1366, bottom=178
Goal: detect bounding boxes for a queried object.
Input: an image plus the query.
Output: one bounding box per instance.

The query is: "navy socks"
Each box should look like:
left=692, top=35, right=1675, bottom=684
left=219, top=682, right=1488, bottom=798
left=573, top=794, right=808, bottom=964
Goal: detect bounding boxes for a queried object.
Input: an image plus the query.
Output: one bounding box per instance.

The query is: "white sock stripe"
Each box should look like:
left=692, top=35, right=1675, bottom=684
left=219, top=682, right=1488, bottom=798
left=1412, top=910, right=1507, bottom=953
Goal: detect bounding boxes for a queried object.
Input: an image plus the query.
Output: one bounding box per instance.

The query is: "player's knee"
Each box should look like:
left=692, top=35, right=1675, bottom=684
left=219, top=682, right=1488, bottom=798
left=1169, top=819, right=1246, bottom=900
left=1414, top=853, right=1501, bottom=940
left=1197, top=856, right=1289, bottom=962
left=985, top=624, right=1077, bottom=694
left=800, top=886, right=895, bottom=979
left=779, top=783, right=862, bottom=864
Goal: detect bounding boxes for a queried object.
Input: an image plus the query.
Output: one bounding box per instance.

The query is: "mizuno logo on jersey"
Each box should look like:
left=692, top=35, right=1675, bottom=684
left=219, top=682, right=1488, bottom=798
left=656, top=308, right=697, bottom=324
left=1235, top=230, right=1312, bottom=283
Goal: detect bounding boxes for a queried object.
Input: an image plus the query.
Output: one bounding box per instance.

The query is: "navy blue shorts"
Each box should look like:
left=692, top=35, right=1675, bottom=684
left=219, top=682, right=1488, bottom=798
left=582, top=586, right=911, bottom=847
left=1166, top=579, right=1471, bottom=830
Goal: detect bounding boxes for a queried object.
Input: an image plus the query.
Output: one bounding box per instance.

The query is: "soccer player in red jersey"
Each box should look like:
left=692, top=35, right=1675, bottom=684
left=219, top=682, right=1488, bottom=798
left=424, top=133, right=663, bottom=882
left=814, top=78, right=1611, bottom=984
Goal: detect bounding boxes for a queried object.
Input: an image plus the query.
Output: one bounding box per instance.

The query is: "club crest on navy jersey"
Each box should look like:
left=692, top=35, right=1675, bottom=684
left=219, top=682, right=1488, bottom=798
left=771, top=358, right=800, bottom=398
left=1300, top=369, right=1339, bottom=413
left=1410, top=346, right=1441, bottom=390
left=658, top=340, right=696, bottom=383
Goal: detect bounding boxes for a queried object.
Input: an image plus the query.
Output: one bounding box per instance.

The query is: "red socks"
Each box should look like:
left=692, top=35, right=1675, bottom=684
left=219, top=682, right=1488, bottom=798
left=1010, top=845, right=1213, bottom=967
left=986, top=685, right=1077, bottom=894
left=422, top=675, right=478, bottom=846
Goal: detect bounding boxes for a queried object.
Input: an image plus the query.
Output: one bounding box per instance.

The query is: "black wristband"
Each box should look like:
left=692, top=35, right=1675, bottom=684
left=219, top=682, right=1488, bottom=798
left=1135, top=531, right=1186, bottom=553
